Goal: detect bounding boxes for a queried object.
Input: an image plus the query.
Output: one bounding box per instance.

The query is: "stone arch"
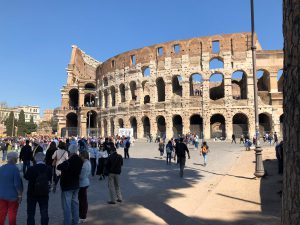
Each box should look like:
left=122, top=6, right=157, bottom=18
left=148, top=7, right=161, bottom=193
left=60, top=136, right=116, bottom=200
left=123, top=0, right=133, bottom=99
left=118, top=118, right=124, bottom=128
left=257, top=69, right=270, bottom=92
left=119, top=83, right=126, bottom=103
left=209, top=73, right=224, bottom=100
left=173, top=115, right=183, bottom=138
left=66, top=112, right=78, bottom=137
left=156, top=115, right=166, bottom=138
left=130, top=81, right=137, bottom=101
left=110, top=118, right=115, bottom=136
left=231, top=70, right=247, bottom=99
left=172, top=75, right=183, bottom=97
left=110, top=86, right=116, bottom=106
left=84, top=93, right=95, bottom=107
left=69, top=89, right=79, bottom=109
left=210, top=114, right=226, bottom=138
left=232, top=113, right=249, bottom=137
left=156, top=77, right=165, bottom=102
left=190, top=114, right=203, bottom=138
left=103, top=77, right=108, bottom=87
left=142, top=116, right=151, bottom=137
left=277, top=69, right=283, bottom=92
left=144, top=95, right=150, bottom=104
left=85, top=83, right=95, bottom=89
left=130, top=116, right=137, bottom=139
left=209, top=57, right=224, bottom=70
left=104, top=90, right=109, bottom=108
left=190, top=73, right=203, bottom=96
left=103, top=119, right=108, bottom=137
left=259, top=113, right=272, bottom=134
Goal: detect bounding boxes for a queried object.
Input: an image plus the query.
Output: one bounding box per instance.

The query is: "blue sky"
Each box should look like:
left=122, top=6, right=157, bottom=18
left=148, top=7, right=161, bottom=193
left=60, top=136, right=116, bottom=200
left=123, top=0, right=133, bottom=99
left=0, top=0, right=283, bottom=113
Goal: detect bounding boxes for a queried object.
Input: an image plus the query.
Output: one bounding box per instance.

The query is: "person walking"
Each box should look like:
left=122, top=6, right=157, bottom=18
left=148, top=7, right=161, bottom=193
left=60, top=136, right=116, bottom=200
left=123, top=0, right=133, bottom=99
left=88, top=142, right=98, bottom=177
left=19, top=140, right=33, bottom=176
left=52, top=142, right=69, bottom=193
left=158, top=139, right=164, bottom=159
left=57, top=145, right=83, bottom=225
left=165, top=140, right=173, bottom=165
left=124, top=137, right=130, bottom=159
left=96, top=143, right=108, bottom=180
left=106, top=147, right=123, bottom=204
left=24, top=152, right=52, bottom=225
left=239, top=134, right=244, bottom=144
left=0, top=152, right=23, bottom=225
left=200, top=141, right=210, bottom=166
left=273, top=132, right=278, bottom=145
left=174, top=138, right=190, bottom=178
left=78, top=151, right=91, bottom=223
left=45, top=141, right=57, bottom=188
left=1, top=140, right=8, bottom=162
left=231, top=134, right=236, bottom=144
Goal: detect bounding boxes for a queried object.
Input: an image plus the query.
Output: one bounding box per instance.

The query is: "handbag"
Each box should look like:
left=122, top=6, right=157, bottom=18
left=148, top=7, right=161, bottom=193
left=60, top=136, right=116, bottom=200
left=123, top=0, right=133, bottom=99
left=52, top=151, right=66, bottom=167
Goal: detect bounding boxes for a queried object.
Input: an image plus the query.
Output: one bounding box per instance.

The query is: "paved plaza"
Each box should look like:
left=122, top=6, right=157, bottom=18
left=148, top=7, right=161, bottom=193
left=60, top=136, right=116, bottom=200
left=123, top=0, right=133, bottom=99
left=3, top=141, right=281, bottom=225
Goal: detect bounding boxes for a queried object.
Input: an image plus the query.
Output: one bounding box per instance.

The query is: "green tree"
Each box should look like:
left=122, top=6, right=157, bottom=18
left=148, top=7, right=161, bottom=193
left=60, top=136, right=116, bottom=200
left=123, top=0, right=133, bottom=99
left=25, top=116, right=37, bottom=134
left=17, top=110, right=26, bottom=136
left=4, top=111, right=17, bottom=136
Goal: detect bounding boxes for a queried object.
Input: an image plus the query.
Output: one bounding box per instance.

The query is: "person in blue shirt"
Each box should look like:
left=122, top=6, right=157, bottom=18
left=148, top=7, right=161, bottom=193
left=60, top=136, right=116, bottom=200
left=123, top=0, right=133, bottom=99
left=0, top=151, right=23, bottom=225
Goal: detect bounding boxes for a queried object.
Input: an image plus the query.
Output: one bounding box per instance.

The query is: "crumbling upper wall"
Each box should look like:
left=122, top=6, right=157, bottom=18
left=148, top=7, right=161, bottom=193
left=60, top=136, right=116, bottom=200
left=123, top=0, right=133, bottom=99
left=97, top=32, right=259, bottom=78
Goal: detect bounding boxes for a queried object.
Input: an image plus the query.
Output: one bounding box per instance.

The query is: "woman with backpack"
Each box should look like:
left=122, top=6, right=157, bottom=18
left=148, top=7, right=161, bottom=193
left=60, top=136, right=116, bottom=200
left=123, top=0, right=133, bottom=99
left=165, top=140, right=173, bottom=165
left=158, top=139, right=165, bottom=159
left=51, top=141, right=69, bottom=193
left=200, top=141, right=209, bottom=166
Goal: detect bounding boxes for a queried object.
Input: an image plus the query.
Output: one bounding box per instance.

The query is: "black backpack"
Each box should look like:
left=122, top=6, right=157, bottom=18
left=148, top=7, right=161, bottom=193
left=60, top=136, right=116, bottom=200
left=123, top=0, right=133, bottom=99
left=34, top=170, right=49, bottom=196
left=125, top=141, right=130, bottom=148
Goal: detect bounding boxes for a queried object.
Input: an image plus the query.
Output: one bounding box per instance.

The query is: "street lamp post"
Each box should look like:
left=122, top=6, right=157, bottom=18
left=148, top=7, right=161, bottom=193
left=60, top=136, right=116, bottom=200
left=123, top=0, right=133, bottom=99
left=250, top=0, right=265, bottom=177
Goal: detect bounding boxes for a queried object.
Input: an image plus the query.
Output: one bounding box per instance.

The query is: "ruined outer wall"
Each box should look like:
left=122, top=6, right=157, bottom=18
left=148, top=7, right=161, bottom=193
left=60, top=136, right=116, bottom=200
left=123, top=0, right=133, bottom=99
left=94, top=32, right=283, bottom=139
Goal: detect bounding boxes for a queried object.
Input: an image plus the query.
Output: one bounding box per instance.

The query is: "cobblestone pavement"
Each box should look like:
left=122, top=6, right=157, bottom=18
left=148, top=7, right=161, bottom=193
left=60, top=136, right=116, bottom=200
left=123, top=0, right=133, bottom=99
left=3, top=140, right=269, bottom=225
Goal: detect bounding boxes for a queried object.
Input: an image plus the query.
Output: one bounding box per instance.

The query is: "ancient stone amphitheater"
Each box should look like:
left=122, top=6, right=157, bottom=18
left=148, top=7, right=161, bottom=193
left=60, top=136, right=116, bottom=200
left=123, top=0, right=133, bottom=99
left=57, top=32, right=283, bottom=140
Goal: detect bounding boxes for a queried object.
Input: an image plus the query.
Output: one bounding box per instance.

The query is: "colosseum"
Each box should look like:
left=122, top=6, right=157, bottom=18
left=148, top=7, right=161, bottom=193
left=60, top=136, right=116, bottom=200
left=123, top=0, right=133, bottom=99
left=57, top=32, right=283, bottom=140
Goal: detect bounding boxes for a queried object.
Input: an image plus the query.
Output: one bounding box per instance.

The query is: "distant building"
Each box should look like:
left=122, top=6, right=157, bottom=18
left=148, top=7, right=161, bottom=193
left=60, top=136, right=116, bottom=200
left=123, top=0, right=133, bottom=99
left=0, top=105, right=40, bottom=124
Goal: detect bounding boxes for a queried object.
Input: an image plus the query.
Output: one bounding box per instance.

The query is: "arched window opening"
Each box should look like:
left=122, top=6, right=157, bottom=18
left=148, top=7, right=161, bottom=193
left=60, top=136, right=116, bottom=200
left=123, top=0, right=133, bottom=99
left=130, top=117, right=137, bottom=139
left=232, top=113, right=249, bottom=137
left=190, top=115, right=203, bottom=138
left=209, top=73, right=224, bottom=100
left=110, top=118, right=115, bottom=136
left=142, top=67, right=151, bottom=77
left=119, top=84, right=126, bottom=103
left=210, top=114, right=226, bottom=138
left=144, top=95, right=150, bottom=104
left=257, top=70, right=270, bottom=92
left=190, top=73, right=203, bottom=96
left=69, top=89, right=79, bottom=109
left=84, top=94, right=95, bottom=107
left=259, top=113, right=272, bottom=134
left=172, top=75, right=183, bottom=97
left=110, top=86, right=116, bottom=106
left=103, top=77, right=108, bottom=87
left=157, top=116, right=166, bottom=138
left=156, top=78, right=165, bottom=102
left=232, top=71, right=247, bottom=99
left=103, top=119, right=108, bottom=137
left=173, top=115, right=183, bottom=138
left=142, top=116, right=151, bottom=138
left=85, top=83, right=95, bottom=90
left=87, top=110, right=97, bottom=136
left=209, top=58, right=224, bottom=70
left=66, top=113, right=78, bottom=137
left=118, top=118, right=124, bottom=129
left=173, top=44, right=181, bottom=53
left=104, top=90, right=108, bottom=108
left=277, top=69, right=283, bottom=92
left=130, top=81, right=137, bottom=101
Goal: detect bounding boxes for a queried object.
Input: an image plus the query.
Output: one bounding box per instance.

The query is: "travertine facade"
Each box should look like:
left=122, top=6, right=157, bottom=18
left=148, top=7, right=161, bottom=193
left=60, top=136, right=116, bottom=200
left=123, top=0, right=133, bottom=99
left=58, top=33, right=283, bottom=139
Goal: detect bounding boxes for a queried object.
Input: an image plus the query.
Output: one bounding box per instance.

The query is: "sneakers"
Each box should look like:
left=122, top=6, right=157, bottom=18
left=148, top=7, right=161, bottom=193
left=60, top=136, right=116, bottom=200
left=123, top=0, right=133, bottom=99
left=107, top=201, right=116, bottom=204
left=79, top=218, right=86, bottom=223
left=117, top=199, right=122, bottom=203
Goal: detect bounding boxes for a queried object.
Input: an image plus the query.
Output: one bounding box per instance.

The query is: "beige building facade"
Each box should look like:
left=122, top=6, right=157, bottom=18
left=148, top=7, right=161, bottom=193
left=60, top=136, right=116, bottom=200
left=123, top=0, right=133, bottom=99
left=58, top=33, right=283, bottom=140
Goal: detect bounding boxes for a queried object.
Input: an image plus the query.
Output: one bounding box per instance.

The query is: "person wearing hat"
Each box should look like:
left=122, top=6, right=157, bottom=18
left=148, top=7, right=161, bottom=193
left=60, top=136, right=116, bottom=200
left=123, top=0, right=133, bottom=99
left=57, top=142, right=83, bottom=225
left=24, top=152, right=52, bottom=225
left=0, top=151, right=23, bottom=225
